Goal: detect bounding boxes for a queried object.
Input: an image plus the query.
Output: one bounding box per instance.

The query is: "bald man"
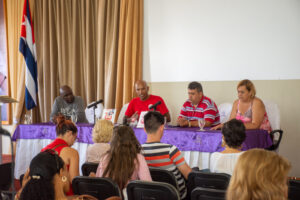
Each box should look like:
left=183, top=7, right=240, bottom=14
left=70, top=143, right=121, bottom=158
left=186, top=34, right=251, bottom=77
left=50, top=85, right=88, bottom=123
left=124, top=80, right=171, bottom=123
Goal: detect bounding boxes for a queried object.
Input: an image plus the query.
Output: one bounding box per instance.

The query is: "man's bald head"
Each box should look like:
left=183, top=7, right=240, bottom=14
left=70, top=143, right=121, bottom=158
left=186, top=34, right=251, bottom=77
left=135, top=80, right=149, bottom=101
left=60, top=85, right=75, bottom=104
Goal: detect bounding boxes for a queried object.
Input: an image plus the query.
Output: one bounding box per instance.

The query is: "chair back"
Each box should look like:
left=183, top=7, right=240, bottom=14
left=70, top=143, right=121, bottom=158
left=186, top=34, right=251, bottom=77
left=191, top=187, right=226, bottom=200
left=187, top=171, right=230, bottom=196
left=0, top=163, right=12, bottom=191
left=289, top=180, right=300, bottom=200
left=117, top=103, right=129, bottom=124
left=127, top=180, right=180, bottom=200
left=263, top=101, right=283, bottom=151
left=72, top=176, right=121, bottom=199
left=149, top=167, right=179, bottom=190
left=218, top=103, right=232, bottom=123
left=81, top=162, right=99, bottom=176
left=263, top=101, right=280, bottom=130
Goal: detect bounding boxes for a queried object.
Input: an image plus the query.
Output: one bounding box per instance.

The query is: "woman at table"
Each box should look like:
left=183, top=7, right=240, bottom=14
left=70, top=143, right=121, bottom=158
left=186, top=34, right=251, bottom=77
left=86, top=119, right=113, bottom=163
left=212, top=79, right=271, bottom=131
left=41, top=115, right=79, bottom=195
left=210, top=119, right=246, bottom=175
left=94, top=125, right=152, bottom=198
left=226, top=148, right=290, bottom=200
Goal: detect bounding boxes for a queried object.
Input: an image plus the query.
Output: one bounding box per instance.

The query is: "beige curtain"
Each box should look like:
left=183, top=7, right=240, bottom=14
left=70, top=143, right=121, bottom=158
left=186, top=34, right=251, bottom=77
left=4, top=0, right=36, bottom=124
left=115, top=0, right=143, bottom=118
left=34, top=0, right=120, bottom=122
left=5, top=0, right=142, bottom=123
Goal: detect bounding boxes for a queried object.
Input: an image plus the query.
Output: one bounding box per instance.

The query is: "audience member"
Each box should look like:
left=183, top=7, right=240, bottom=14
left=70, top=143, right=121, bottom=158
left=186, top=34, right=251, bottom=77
left=50, top=85, right=88, bottom=123
left=212, top=79, right=271, bottom=131
left=142, top=111, right=192, bottom=199
left=210, top=119, right=246, bottom=175
left=226, top=148, right=291, bottom=200
left=177, top=81, right=220, bottom=127
left=86, top=119, right=113, bottom=163
left=41, top=115, right=79, bottom=195
left=17, top=151, right=97, bottom=200
left=18, top=151, right=68, bottom=200
left=125, top=80, right=170, bottom=123
left=95, top=125, right=152, bottom=197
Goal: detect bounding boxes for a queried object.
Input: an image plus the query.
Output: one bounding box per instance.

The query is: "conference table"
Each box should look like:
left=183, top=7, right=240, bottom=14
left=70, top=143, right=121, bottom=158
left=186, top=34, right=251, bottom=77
left=12, top=123, right=272, bottom=179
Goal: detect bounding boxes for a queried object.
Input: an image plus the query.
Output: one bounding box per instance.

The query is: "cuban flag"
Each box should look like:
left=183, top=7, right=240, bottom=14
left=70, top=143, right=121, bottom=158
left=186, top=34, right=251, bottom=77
left=19, top=0, right=38, bottom=110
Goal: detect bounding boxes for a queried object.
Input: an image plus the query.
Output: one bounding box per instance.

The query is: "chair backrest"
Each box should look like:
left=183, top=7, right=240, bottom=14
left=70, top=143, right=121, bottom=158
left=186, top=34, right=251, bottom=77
left=72, top=176, right=121, bottom=199
left=218, top=103, right=233, bottom=123
left=263, top=101, right=280, bottom=130
left=191, top=187, right=226, bottom=200
left=149, top=167, right=179, bottom=190
left=85, top=103, right=104, bottom=124
left=263, top=101, right=283, bottom=151
left=81, top=162, right=99, bottom=176
left=127, top=180, right=180, bottom=200
left=117, top=103, right=129, bottom=124
left=0, top=162, right=12, bottom=191
left=187, top=171, right=231, bottom=196
left=289, top=180, right=300, bottom=200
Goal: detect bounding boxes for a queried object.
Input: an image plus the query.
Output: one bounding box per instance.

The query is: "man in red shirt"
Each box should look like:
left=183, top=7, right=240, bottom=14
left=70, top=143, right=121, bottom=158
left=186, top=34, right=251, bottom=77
left=125, top=80, right=170, bottom=123
left=177, top=81, right=220, bottom=128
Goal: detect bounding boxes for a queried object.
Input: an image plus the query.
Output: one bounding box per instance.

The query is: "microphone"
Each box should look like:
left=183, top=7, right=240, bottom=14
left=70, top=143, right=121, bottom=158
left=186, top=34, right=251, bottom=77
left=87, top=99, right=104, bottom=108
left=148, top=101, right=161, bottom=110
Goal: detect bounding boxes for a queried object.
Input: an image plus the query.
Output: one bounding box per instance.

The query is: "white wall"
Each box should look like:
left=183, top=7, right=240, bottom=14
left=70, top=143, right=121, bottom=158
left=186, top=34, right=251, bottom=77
left=143, top=0, right=300, bottom=177
left=143, top=0, right=300, bottom=82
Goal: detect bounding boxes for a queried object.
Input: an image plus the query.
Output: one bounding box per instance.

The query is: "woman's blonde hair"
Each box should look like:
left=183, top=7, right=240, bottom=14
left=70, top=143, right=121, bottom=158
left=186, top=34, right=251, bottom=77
left=92, top=119, right=113, bottom=143
left=237, top=79, right=256, bottom=99
left=227, top=149, right=291, bottom=200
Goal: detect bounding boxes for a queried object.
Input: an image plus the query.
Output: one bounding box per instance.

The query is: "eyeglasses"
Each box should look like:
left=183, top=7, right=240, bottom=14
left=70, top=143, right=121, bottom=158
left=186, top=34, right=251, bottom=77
left=43, top=149, right=60, bottom=172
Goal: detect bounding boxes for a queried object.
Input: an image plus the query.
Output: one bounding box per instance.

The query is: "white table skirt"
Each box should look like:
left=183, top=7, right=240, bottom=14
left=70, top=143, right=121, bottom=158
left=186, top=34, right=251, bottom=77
left=14, top=139, right=211, bottom=179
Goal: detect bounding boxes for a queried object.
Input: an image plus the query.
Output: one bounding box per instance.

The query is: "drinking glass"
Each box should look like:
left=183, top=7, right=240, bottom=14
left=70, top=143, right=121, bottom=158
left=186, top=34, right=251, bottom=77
left=198, top=118, right=205, bottom=131
left=71, top=114, right=77, bottom=123
left=24, top=114, right=32, bottom=124
left=164, top=117, right=168, bottom=129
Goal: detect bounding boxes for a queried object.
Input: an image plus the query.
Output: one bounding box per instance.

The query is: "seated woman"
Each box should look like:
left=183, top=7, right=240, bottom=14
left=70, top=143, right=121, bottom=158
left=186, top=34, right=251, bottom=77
left=41, top=115, right=79, bottom=195
left=212, top=79, right=271, bottom=131
left=86, top=119, right=113, bottom=163
left=18, top=151, right=96, bottom=200
left=210, top=119, right=246, bottom=175
left=18, top=151, right=69, bottom=200
left=226, top=148, right=291, bottom=200
left=95, top=125, right=152, bottom=197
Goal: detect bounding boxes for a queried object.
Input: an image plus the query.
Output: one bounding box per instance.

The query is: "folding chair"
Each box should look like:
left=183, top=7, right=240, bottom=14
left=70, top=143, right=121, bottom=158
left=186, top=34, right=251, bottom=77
left=81, top=162, right=99, bottom=176
left=149, top=167, right=179, bottom=190
left=127, top=180, right=180, bottom=200
left=289, top=180, right=300, bottom=200
left=72, top=176, right=121, bottom=199
left=187, top=171, right=230, bottom=199
left=191, top=187, right=226, bottom=200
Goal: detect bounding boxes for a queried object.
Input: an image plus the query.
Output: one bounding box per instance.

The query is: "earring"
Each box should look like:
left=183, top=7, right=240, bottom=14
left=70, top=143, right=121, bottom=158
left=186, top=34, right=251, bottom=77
left=61, top=176, right=67, bottom=182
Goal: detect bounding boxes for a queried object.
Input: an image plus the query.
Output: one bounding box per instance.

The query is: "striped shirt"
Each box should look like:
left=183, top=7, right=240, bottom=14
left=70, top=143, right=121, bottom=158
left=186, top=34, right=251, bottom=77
left=179, top=96, right=220, bottom=126
left=142, top=142, right=187, bottom=199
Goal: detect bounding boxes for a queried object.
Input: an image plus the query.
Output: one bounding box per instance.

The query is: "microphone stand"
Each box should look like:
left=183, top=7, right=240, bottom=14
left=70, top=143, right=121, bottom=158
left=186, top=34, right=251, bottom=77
left=92, top=105, right=97, bottom=125
left=152, top=106, right=158, bottom=112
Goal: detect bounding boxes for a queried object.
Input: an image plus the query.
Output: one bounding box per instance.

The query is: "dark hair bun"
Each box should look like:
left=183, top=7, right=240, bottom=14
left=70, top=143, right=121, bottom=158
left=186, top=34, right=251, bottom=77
left=53, top=114, right=66, bottom=125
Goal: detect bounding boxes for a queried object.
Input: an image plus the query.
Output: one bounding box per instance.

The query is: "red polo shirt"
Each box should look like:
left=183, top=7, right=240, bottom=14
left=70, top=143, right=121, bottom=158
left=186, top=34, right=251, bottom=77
left=179, top=96, right=220, bottom=126
left=125, top=95, right=169, bottom=118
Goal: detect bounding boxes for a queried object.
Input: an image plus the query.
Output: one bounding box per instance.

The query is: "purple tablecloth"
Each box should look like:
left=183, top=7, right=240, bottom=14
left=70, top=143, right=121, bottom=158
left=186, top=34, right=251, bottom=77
left=12, top=123, right=272, bottom=153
